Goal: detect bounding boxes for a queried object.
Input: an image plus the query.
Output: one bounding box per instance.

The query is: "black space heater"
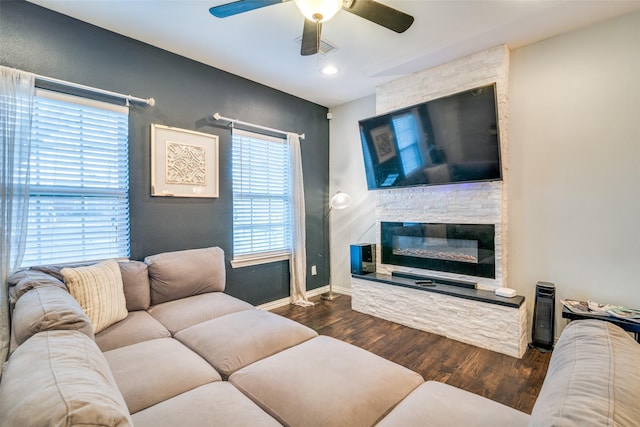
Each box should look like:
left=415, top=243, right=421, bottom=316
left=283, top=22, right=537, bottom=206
left=532, top=281, right=556, bottom=350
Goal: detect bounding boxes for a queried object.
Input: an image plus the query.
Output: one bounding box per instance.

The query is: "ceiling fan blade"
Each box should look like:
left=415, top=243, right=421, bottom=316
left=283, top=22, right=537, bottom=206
left=209, top=0, right=284, bottom=18
left=301, top=18, right=321, bottom=56
left=344, top=0, right=414, bottom=33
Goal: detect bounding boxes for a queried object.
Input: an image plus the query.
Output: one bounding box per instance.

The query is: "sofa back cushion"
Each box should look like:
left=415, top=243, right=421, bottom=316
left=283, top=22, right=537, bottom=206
left=11, top=261, right=151, bottom=313
left=12, top=285, right=94, bottom=347
left=8, top=269, right=67, bottom=306
left=145, top=247, right=226, bottom=305
left=0, top=330, right=133, bottom=427
left=119, top=261, right=151, bottom=311
left=529, top=319, right=640, bottom=426
left=62, top=260, right=128, bottom=334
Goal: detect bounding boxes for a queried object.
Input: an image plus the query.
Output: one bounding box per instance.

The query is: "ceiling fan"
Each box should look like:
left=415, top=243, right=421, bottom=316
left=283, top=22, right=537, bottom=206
left=209, top=0, right=414, bottom=56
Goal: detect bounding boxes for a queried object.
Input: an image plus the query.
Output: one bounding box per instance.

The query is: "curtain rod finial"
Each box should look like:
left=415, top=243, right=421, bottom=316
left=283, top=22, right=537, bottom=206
left=147, top=98, right=156, bottom=107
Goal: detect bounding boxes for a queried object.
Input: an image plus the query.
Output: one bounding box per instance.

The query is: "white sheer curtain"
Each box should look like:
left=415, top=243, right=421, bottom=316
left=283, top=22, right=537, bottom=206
left=0, top=66, right=34, bottom=371
left=287, top=133, right=313, bottom=306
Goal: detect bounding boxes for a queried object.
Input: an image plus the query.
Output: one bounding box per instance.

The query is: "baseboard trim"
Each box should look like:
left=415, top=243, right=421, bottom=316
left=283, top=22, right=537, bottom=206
left=257, top=297, right=291, bottom=311
left=257, top=284, right=352, bottom=310
left=332, top=285, right=352, bottom=296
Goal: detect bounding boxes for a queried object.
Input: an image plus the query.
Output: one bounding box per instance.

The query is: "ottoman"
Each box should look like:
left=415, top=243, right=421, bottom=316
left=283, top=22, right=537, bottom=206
left=229, top=335, right=424, bottom=427
left=377, top=381, right=529, bottom=427
left=175, top=309, right=318, bottom=378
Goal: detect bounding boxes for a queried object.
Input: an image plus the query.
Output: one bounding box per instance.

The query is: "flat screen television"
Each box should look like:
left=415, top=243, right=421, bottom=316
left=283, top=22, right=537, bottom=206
left=358, top=84, right=502, bottom=189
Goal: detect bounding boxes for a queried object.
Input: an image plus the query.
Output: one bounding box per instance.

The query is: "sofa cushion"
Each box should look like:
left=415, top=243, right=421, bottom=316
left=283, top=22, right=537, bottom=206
left=8, top=269, right=67, bottom=304
left=145, top=246, right=226, bottom=305
left=148, top=292, right=253, bottom=334
left=62, top=259, right=128, bottom=334
left=229, top=335, right=424, bottom=427
left=103, top=338, right=221, bottom=414
left=0, top=330, right=132, bottom=427
left=377, top=381, right=529, bottom=427
left=176, top=309, right=318, bottom=378
left=95, top=310, right=171, bottom=352
left=530, top=319, right=640, bottom=426
left=118, top=260, right=151, bottom=311
left=11, top=284, right=94, bottom=346
left=131, top=382, right=282, bottom=427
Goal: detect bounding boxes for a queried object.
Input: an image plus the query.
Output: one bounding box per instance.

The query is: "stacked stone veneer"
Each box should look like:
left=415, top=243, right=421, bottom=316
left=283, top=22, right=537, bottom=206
left=375, top=44, right=510, bottom=290
left=374, top=181, right=504, bottom=290
left=352, top=278, right=527, bottom=358
left=352, top=45, right=528, bottom=358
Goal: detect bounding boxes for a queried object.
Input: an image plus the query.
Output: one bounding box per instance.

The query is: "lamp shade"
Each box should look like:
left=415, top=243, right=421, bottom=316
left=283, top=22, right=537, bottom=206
left=330, top=191, right=352, bottom=210
left=294, top=0, right=341, bottom=22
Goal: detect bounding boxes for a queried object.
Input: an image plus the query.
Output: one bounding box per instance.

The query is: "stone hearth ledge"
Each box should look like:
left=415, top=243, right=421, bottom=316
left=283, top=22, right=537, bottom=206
left=351, top=276, right=528, bottom=358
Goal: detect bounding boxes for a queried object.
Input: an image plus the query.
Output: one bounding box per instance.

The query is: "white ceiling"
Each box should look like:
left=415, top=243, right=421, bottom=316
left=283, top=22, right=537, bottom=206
left=27, top=0, right=640, bottom=108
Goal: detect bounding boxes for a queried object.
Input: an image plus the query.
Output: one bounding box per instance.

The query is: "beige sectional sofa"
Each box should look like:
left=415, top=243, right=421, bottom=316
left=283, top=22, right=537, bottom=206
left=1, top=246, right=639, bottom=426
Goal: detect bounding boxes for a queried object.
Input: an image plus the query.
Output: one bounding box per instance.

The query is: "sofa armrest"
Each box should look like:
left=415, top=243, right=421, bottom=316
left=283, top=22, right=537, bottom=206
left=12, top=284, right=94, bottom=346
left=530, top=319, right=640, bottom=426
left=0, top=330, right=132, bottom=427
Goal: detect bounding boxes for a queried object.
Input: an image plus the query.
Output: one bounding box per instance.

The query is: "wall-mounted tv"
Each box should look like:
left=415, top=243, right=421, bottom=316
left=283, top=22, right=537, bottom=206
left=358, top=84, right=502, bottom=189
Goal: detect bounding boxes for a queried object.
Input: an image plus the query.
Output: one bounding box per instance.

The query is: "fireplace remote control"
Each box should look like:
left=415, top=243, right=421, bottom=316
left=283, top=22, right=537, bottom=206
left=415, top=280, right=435, bottom=286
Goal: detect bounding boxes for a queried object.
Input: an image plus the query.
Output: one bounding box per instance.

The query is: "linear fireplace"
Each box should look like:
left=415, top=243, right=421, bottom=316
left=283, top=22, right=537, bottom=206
left=381, top=222, right=496, bottom=279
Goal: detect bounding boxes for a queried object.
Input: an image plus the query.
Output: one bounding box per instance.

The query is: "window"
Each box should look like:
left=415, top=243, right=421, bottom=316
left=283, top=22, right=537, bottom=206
left=231, top=129, right=291, bottom=267
left=392, top=112, right=422, bottom=175
left=20, top=90, right=130, bottom=267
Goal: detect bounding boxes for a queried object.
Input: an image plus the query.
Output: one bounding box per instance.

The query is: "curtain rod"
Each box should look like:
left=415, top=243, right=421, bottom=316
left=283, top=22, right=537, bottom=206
left=35, top=74, right=155, bottom=107
left=212, top=113, right=305, bottom=140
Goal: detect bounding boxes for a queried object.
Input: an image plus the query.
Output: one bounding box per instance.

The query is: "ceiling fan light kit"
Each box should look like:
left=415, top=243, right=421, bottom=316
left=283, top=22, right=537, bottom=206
left=294, top=0, right=341, bottom=23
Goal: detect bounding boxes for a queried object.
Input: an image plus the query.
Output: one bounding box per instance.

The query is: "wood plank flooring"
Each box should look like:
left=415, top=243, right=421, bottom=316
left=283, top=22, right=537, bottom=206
left=272, top=294, right=551, bottom=414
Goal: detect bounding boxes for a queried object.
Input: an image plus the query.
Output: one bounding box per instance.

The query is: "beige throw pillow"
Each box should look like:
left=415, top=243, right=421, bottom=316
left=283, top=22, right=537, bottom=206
left=62, top=260, right=128, bottom=334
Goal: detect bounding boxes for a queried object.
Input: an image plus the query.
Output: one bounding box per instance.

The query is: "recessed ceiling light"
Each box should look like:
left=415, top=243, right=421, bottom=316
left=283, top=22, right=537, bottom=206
left=321, top=65, right=339, bottom=75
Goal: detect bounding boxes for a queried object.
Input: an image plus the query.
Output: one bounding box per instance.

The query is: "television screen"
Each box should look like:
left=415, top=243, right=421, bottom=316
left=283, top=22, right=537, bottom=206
left=358, top=84, right=502, bottom=189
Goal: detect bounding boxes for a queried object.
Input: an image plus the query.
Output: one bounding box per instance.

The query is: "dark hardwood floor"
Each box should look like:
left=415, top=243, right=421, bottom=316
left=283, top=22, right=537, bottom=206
left=272, top=294, right=551, bottom=414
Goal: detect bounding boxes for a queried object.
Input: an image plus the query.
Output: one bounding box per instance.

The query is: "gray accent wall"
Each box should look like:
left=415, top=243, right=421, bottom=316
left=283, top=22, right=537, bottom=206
left=1, top=1, right=330, bottom=305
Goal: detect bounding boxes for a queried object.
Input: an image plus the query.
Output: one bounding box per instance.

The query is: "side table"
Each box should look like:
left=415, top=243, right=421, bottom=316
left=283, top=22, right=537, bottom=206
left=562, top=306, right=640, bottom=343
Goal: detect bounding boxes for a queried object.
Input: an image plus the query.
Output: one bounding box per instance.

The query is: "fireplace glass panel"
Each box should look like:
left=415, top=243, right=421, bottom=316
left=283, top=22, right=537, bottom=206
left=381, top=222, right=495, bottom=279
left=393, top=236, right=479, bottom=264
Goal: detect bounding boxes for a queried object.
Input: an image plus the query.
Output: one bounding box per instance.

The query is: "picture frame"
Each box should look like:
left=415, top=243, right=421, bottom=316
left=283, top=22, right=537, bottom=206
left=370, top=124, right=397, bottom=163
left=150, top=124, right=219, bottom=198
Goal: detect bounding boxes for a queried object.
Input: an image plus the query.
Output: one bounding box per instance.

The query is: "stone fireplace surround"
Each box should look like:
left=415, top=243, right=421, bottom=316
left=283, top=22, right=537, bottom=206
left=351, top=45, right=529, bottom=358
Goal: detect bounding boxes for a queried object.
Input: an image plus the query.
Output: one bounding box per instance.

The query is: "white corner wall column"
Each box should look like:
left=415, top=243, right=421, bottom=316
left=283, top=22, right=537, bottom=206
left=374, top=45, right=510, bottom=291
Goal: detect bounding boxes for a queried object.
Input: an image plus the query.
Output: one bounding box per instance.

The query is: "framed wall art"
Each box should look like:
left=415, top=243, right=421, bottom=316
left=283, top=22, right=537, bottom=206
left=150, top=124, right=219, bottom=198
left=370, top=124, right=397, bottom=163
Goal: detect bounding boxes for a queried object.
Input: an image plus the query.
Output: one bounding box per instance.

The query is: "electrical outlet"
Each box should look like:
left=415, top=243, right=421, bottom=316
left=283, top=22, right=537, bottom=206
left=311, top=265, right=317, bottom=276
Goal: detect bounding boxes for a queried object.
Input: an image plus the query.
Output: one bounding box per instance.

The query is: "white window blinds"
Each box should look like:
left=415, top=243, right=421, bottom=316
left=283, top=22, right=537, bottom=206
left=20, top=90, right=130, bottom=267
left=232, top=129, right=291, bottom=266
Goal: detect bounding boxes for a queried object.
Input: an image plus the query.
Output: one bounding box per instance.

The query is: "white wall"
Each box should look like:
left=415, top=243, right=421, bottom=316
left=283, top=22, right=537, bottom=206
left=509, top=12, right=640, bottom=334
left=328, top=95, right=377, bottom=291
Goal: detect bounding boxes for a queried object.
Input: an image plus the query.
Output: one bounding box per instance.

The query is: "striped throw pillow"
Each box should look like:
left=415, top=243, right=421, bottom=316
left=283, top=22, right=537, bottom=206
left=62, top=260, right=128, bottom=334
